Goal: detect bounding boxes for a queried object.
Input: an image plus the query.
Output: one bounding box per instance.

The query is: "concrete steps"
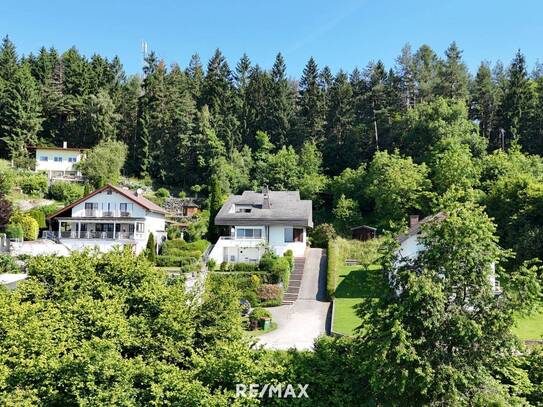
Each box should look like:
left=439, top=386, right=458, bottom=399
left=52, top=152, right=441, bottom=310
left=282, top=257, right=305, bottom=305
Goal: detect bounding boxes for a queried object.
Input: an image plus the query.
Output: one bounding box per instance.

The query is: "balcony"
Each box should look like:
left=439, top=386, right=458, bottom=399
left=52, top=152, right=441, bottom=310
left=82, top=210, right=133, bottom=218
left=60, top=231, right=135, bottom=239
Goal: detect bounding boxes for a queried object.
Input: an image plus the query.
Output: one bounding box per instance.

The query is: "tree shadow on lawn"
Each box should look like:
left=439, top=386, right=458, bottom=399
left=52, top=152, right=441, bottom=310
left=335, top=265, right=388, bottom=299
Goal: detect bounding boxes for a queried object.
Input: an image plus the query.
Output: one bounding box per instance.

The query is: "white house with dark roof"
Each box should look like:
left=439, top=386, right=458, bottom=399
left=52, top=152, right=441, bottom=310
left=209, top=187, right=313, bottom=264
left=32, top=142, right=87, bottom=181
left=47, top=184, right=167, bottom=254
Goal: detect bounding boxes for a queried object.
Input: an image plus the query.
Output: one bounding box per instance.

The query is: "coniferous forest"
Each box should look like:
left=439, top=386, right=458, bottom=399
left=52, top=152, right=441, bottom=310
left=2, top=34, right=543, bottom=405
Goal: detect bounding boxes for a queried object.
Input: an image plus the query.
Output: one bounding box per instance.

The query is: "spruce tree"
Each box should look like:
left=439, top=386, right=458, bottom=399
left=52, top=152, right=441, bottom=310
left=295, top=57, right=325, bottom=147
left=0, top=63, right=43, bottom=165
left=268, top=53, right=295, bottom=146
left=435, top=42, right=469, bottom=100
left=470, top=62, right=499, bottom=142
left=145, top=232, right=156, bottom=264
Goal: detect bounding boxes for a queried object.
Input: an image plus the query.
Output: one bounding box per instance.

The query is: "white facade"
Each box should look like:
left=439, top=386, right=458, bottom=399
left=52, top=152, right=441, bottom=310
left=208, top=224, right=307, bottom=264
left=394, top=233, right=500, bottom=294
left=53, top=187, right=166, bottom=255
left=35, top=146, right=85, bottom=181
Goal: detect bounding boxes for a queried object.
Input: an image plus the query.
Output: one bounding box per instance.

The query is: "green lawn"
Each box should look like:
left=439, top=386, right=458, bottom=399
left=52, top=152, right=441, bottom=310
left=332, top=264, right=387, bottom=336
left=513, top=309, right=543, bottom=340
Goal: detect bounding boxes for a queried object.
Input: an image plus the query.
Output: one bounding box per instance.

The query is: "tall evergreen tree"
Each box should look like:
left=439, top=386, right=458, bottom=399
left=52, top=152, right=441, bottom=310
left=470, top=62, right=499, bottom=142
left=435, top=42, right=469, bottom=100
left=0, top=63, right=43, bottom=165
left=295, top=57, right=325, bottom=147
left=267, top=53, right=295, bottom=147
left=500, top=50, right=536, bottom=148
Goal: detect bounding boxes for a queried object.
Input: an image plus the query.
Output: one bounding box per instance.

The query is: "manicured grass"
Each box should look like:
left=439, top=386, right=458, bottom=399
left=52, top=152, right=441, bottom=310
left=513, top=309, right=543, bottom=340
left=332, top=264, right=387, bottom=336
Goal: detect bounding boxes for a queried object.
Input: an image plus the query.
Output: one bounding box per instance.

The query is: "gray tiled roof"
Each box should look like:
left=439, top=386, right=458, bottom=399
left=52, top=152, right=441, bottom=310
left=215, top=190, right=313, bottom=227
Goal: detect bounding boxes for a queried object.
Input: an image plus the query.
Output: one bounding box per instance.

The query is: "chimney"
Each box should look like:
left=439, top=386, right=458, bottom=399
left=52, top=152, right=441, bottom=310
left=62, top=141, right=67, bottom=149
left=409, top=215, right=420, bottom=228
left=262, top=185, right=270, bottom=209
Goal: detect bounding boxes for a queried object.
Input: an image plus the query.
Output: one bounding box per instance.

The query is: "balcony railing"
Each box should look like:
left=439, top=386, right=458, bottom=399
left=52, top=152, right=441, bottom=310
left=60, top=231, right=135, bottom=239
left=82, top=210, right=133, bottom=218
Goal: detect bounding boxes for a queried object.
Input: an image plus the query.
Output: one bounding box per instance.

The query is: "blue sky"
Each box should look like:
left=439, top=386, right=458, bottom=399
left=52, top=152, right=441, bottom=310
left=1, top=0, right=542, bottom=77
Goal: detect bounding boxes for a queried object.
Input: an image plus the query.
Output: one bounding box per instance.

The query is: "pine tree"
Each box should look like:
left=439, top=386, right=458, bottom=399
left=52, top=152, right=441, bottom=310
left=268, top=53, right=295, bottom=146
left=500, top=50, right=536, bottom=147
left=186, top=53, right=204, bottom=102
left=0, top=63, right=43, bottom=165
left=395, top=43, right=416, bottom=109
left=0, top=36, right=18, bottom=82
left=435, top=42, right=469, bottom=100
left=201, top=49, right=239, bottom=153
left=295, top=57, right=325, bottom=147
left=207, top=174, right=224, bottom=241
left=470, top=62, right=499, bottom=142
left=324, top=70, right=355, bottom=174
left=413, top=44, right=439, bottom=103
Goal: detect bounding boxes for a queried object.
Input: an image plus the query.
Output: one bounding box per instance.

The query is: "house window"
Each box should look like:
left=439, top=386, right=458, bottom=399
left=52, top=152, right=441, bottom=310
left=136, top=222, right=144, bottom=233
left=120, top=203, right=133, bottom=216
left=84, top=202, right=98, bottom=216
left=284, top=228, right=303, bottom=243
left=39, top=156, right=48, bottom=161
left=54, top=156, right=63, bottom=162
left=68, top=157, right=77, bottom=163
left=236, top=228, right=262, bottom=239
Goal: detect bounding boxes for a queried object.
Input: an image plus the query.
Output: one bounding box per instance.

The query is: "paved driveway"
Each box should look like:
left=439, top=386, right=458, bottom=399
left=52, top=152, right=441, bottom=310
left=257, top=248, right=330, bottom=350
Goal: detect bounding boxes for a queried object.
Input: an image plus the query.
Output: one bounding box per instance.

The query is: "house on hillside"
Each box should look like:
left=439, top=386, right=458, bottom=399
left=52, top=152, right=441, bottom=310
left=162, top=197, right=201, bottom=218
left=394, top=213, right=500, bottom=293
left=47, top=184, right=167, bottom=254
left=208, top=187, right=313, bottom=264
left=31, top=142, right=86, bottom=182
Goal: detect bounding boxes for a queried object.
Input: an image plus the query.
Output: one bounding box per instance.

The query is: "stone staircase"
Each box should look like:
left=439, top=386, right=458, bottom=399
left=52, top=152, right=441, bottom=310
left=282, top=257, right=305, bottom=305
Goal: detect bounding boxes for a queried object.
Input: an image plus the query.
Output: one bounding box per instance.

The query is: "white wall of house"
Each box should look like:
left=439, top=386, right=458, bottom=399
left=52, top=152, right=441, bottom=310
left=397, top=234, right=424, bottom=262
left=35, top=149, right=83, bottom=175
left=208, top=224, right=307, bottom=264
left=268, top=225, right=306, bottom=257
left=71, top=190, right=148, bottom=218
left=61, top=189, right=166, bottom=255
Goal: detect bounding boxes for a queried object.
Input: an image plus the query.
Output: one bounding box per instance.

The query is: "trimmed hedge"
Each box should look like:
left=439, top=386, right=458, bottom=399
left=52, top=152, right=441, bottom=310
left=27, top=209, right=46, bottom=229
left=232, top=262, right=258, bottom=272
left=161, top=239, right=209, bottom=254
left=327, top=239, right=339, bottom=299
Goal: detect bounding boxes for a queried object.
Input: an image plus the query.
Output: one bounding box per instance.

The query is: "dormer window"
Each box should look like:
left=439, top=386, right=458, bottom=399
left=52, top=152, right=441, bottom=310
left=235, top=204, right=252, bottom=213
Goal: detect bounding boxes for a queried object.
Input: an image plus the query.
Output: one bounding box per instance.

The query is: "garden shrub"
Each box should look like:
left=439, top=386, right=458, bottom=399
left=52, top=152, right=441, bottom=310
left=49, top=181, right=84, bottom=204
left=206, top=259, right=217, bottom=270
left=161, top=247, right=202, bottom=259
left=0, top=254, right=20, bottom=273
left=19, top=216, right=39, bottom=240
left=310, top=223, right=337, bottom=248
left=284, top=249, right=294, bottom=269
left=36, top=203, right=62, bottom=217
left=241, top=290, right=259, bottom=307
left=270, top=257, right=291, bottom=287
left=146, top=233, right=156, bottom=264
left=27, top=209, right=46, bottom=229
left=257, top=284, right=284, bottom=307
left=18, top=173, right=48, bottom=197
left=155, top=255, right=183, bottom=267
left=155, top=187, right=170, bottom=198
left=0, top=160, right=15, bottom=194
left=219, top=261, right=233, bottom=272
left=327, top=239, right=339, bottom=299
left=232, top=262, right=258, bottom=272
left=249, top=307, right=272, bottom=323
left=161, top=239, right=209, bottom=254
left=259, top=251, right=278, bottom=272
left=6, top=223, right=23, bottom=240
